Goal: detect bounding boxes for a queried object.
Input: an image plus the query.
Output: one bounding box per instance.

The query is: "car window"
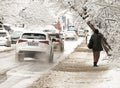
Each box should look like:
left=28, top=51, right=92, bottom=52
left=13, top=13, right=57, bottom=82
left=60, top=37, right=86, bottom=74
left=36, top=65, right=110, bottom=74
left=0, top=32, right=7, bottom=37
left=22, top=33, right=46, bottom=39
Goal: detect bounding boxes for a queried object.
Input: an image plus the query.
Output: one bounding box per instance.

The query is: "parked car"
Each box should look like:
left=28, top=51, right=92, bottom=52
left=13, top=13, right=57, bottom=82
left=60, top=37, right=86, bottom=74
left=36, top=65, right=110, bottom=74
left=63, top=31, right=78, bottom=40
left=15, top=31, right=54, bottom=63
left=0, top=30, right=11, bottom=47
left=49, top=33, right=64, bottom=51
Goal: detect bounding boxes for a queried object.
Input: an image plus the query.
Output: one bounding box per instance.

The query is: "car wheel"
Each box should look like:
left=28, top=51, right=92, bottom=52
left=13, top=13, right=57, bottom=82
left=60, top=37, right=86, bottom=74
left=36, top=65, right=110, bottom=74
left=16, top=53, right=24, bottom=62
left=49, top=49, right=54, bottom=63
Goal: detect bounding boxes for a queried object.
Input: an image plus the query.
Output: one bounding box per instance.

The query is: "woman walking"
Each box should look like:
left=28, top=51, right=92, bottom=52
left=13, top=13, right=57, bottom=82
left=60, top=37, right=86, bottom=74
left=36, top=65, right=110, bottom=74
left=89, top=29, right=103, bottom=67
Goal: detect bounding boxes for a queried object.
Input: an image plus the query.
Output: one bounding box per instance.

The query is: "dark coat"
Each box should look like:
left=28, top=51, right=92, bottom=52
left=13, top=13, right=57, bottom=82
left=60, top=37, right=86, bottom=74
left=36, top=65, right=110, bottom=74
left=90, top=33, right=103, bottom=52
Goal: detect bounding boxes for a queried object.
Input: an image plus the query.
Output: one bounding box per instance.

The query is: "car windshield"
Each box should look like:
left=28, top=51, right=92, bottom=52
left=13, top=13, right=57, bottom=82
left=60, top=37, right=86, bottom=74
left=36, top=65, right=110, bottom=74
left=22, top=33, right=46, bottom=39
left=0, top=32, right=7, bottom=37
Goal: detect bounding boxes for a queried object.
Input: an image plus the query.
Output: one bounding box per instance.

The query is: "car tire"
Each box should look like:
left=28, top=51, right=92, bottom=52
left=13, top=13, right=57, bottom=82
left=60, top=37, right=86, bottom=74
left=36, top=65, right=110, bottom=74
left=49, top=49, right=54, bottom=63
left=16, top=53, right=24, bottom=62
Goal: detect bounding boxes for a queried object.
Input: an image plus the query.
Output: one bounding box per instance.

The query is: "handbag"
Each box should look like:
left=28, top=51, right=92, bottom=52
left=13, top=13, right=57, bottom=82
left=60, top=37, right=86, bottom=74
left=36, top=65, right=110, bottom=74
left=87, top=40, right=93, bottom=49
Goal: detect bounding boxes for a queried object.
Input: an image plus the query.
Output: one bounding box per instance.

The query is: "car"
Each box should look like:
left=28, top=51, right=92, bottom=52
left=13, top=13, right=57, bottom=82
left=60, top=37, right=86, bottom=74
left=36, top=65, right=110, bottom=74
left=0, top=30, right=11, bottom=47
left=10, top=30, right=24, bottom=44
left=3, top=23, right=12, bottom=32
left=15, top=31, right=54, bottom=63
left=49, top=33, right=64, bottom=51
left=0, top=23, right=6, bottom=30
left=63, top=31, right=78, bottom=40
left=42, top=29, right=55, bottom=33
left=78, top=30, right=85, bottom=37
left=10, top=27, right=26, bottom=44
left=41, top=25, right=59, bottom=34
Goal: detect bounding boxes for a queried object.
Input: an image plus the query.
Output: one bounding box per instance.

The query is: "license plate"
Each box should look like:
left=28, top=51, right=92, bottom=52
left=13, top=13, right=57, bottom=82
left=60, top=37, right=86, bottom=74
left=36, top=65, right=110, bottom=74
left=28, top=42, right=39, bottom=46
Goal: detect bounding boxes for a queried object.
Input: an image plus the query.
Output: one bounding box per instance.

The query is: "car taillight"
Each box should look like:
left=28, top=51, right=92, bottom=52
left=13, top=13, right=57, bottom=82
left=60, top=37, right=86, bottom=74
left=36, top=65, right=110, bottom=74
left=40, top=41, right=49, bottom=44
left=18, top=39, right=27, bottom=43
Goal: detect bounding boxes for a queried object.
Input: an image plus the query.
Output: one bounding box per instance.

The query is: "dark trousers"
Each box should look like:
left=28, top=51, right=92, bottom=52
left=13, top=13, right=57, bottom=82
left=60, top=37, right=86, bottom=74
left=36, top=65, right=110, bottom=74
left=93, top=51, right=100, bottom=65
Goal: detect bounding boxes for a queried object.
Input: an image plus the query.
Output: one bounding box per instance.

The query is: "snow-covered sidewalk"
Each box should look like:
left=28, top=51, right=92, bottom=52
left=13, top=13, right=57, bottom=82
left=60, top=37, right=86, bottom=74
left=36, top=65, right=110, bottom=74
left=27, top=40, right=120, bottom=88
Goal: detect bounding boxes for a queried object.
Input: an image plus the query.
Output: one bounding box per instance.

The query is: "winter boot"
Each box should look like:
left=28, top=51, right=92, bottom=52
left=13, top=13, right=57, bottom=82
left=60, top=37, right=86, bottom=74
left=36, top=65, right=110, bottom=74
left=93, top=62, right=98, bottom=67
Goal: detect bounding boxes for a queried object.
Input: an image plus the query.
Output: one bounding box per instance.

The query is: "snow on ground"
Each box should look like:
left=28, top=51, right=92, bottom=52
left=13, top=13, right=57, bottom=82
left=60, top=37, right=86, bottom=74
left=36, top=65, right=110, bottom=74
left=26, top=40, right=120, bottom=88
left=0, top=37, right=84, bottom=88
left=0, top=0, right=120, bottom=88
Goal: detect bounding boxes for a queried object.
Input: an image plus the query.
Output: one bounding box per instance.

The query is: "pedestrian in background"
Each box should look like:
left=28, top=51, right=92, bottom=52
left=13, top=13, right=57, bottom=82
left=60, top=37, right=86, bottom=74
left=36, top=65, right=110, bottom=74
left=88, top=29, right=103, bottom=67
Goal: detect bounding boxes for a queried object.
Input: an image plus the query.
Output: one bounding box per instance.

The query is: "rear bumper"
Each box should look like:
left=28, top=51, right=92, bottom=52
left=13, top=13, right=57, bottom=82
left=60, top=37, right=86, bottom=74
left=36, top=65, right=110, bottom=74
left=16, top=46, right=51, bottom=53
left=16, top=42, right=53, bottom=54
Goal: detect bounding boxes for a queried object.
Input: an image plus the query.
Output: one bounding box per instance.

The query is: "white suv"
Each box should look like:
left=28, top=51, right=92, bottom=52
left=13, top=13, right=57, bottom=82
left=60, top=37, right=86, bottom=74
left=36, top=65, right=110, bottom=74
left=16, top=31, right=54, bottom=63
left=0, top=30, right=11, bottom=47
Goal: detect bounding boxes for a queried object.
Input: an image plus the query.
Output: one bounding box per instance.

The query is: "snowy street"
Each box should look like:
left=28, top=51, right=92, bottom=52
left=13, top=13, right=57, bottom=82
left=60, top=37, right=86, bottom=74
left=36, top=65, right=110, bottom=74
left=0, top=37, right=83, bottom=88
left=0, top=0, right=120, bottom=88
